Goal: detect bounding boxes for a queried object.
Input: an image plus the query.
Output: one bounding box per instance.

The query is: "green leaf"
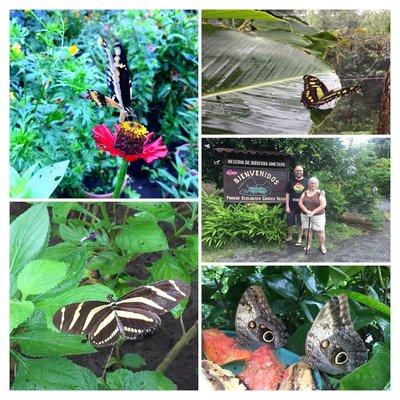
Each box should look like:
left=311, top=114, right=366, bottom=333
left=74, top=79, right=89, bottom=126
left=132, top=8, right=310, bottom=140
left=59, top=221, right=89, bottom=244
left=10, top=203, right=50, bottom=296
left=89, top=251, right=129, bottom=275
left=286, top=322, right=312, bottom=356
left=115, top=216, right=169, bottom=254
left=39, top=242, right=77, bottom=261
left=328, top=289, right=390, bottom=316
left=265, top=275, right=299, bottom=300
left=35, top=284, right=114, bottom=330
left=17, top=259, right=68, bottom=299
left=10, top=300, right=35, bottom=331
left=121, top=353, right=147, bottom=369
left=202, top=10, right=289, bottom=26
left=147, top=252, right=189, bottom=282
left=124, top=203, right=176, bottom=223
left=339, top=343, right=390, bottom=390
left=105, top=369, right=176, bottom=390
left=170, top=298, right=189, bottom=319
left=26, top=160, right=69, bottom=198
left=12, top=325, right=96, bottom=356
left=12, top=357, right=98, bottom=390
left=202, top=24, right=335, bottom=134
left=174, top=235, right=198, bottom=274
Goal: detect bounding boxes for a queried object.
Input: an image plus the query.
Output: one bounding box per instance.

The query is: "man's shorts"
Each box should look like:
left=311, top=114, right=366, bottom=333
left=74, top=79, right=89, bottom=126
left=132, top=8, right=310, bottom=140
left=301, top=213, right=326, bottom=232
left=286, top=208, right=301, bottom=227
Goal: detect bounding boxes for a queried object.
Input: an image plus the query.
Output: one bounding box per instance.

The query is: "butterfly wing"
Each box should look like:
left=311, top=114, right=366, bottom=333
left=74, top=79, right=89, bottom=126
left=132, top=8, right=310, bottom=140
left=314, top=85, right=361, bottom=108
left=116, top=280, right=191, bottom=316
left=53, top=300, right=111, bottom=336
left=235, top=285, right=288, bottom=349
left=304, top=295, right=367, bottom=375
left=301, top=75, right=330, bottom=107
left=101, top=38, right=133, bottom=114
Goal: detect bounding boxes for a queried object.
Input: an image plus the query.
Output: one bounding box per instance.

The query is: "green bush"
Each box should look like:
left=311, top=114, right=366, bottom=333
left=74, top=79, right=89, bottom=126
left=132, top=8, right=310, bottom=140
left=318, top=170, right=348, bottom=219
left=202, top=194, right=286, bottom=248
left=10, top=10, right=198, bottom=197
left=371, top=158, right=390, bottom=198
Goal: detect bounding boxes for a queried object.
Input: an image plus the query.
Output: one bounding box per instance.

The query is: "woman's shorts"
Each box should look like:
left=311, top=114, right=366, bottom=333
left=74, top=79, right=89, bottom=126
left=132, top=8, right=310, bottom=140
left=301, top=213, right=326, bottom=232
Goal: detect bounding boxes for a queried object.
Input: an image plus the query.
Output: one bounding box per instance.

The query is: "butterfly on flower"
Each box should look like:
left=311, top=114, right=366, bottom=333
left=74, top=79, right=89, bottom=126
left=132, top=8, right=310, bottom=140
left=300, top=75, right=361, bottom=110
left=84, top=38, right=136, bottom=121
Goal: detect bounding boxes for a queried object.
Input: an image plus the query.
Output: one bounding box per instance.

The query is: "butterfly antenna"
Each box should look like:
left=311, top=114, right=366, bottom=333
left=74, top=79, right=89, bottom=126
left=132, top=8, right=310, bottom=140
left=101, top=346, right=115, bottom=379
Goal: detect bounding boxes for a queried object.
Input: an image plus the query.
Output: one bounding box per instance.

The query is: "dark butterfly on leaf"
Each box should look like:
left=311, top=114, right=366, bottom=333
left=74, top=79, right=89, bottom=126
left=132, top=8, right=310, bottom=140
left=85, top=38, right=136, bottom=119
left=235, top=285, right=288, bottom=349
left=53, top=280, right=190, bottom=347
left=301, top=75, right=361, bottom=110
left=303, top=294, right=368, bottom=375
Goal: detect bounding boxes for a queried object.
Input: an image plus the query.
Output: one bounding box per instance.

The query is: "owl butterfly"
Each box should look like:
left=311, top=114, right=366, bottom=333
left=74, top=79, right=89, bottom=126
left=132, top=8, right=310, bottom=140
left=303, top=294, right=368, bottom=375
left=301, top=75, right=361, bottom=110
left=235, top=285, right=288, bottom=349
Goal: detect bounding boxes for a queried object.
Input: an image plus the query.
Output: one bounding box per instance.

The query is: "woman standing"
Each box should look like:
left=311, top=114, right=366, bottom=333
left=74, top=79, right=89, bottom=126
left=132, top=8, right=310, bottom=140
left=298, top=177, right=327, bottom=254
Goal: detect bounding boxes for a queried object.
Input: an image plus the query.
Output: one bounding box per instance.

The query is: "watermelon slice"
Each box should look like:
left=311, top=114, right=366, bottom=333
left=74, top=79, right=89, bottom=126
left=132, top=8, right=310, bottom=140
left=202, top=329, right=251, bottom=365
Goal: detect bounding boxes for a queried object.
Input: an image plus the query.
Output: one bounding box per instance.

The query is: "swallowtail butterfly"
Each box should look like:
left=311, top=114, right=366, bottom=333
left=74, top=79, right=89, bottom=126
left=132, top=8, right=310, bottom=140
left=86, top=38, right=135, bottom=118
left=53, top=280, right=190, bottom=347
left=301, top=75, right=361, bottom=110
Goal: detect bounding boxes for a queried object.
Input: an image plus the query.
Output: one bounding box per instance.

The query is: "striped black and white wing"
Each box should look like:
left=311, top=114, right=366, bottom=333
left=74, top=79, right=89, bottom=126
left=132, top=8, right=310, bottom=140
left=53, top=300, right=112, bottom=336
left=116, top=280, right=191, bottom=316
left=100, top=38, right=133, bottom=114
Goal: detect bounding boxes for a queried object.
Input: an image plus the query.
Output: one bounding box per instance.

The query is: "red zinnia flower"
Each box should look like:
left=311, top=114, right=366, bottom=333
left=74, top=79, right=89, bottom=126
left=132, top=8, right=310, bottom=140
left=92, top=121, right=168, bottom=163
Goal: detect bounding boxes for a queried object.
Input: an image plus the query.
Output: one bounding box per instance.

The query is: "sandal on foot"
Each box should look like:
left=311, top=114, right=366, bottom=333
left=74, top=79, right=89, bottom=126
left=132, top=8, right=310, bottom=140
left=294, top=241, right=302, bottom=246
left=319, top=246, right=327, bottom=255
left=285, top=237, right=293, bottom=242
left=304, top=246, right=311, bottom=252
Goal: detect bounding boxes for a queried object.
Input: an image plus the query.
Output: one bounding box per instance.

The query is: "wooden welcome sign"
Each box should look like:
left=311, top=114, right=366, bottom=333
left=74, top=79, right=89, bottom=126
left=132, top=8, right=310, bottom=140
left=215, top=148, right=290, bottom=203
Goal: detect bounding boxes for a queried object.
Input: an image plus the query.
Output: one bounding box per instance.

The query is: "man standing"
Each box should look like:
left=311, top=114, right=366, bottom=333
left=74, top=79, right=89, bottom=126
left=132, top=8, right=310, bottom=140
left=285, top=165, right=308, bottom=246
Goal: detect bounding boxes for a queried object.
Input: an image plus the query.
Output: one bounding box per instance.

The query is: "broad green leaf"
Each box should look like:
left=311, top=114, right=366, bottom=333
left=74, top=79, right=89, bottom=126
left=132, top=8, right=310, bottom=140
left=26, top=160, right=69, bottom=198
left=50, top=202, right=75, bottom=224
left=35, top=284, right=114, bottom=330
left=294, top=266, right=318, bottom=293
left=202, top=25, right=337, bottom=134
left=12, top=325, right=96, bottom=356
left=10, top=163, right=38, bottom=197
left=105, top=369, right=176, bottom=390
left=10, top=203, right=50, bottom=296
left=202, top=10, right=289, bottom=26
left=286, top=322, right=312, bottom=356
left=17, top=259, right=68, bottom=299
left=39, top=242, right=76, bottom=261
left=59, top=221, right=89, bottom=244
left=124, top=203, right=176, bottom=223
left=121, top=353, right=147, bottom=369
left=147, top=252, right=189, bottom=282
left=339, top=343, right=390, bottom=390
left=115, top=216, right=169, bottom=254
left=12, top=357, right=98, bottom=390
left=265, top=275, right=299, bottom=300
left=10, top=300, right=35, bottom=331
left=328, top=289, right=390, bottom=316
left=34, top=247, right=88, bottom=300
left=89, top=251, right=129, bottom=275
left=255, top=29, right=313, bottom=48
left=174, top=235, right=198, bottom=274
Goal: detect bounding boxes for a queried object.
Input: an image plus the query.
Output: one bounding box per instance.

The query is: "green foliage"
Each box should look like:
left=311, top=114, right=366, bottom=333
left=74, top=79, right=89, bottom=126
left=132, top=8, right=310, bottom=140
left=10, top=10, right=198, bottom=198
left=10, top=160, right=69, bottom=198
left=202, top=194, right=287, bottom=248
left=10, top=202, right=197, bottom=389
left=104, top=369, right=176, bottom=390
left=202, top=265, right=390, bottom=390
left=12, top=357, right=98, bottom=390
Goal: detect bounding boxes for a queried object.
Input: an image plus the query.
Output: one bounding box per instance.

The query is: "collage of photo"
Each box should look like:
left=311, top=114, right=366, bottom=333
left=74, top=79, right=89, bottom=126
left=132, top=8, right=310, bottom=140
left=9, top=8, right=390, bottom=392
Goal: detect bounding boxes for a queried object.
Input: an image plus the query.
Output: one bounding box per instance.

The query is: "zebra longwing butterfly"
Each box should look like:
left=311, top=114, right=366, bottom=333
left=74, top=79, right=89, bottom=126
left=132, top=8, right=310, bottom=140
left=301, top=75, right=361, bottom=110
left=53, top=280, right=190, bottom=347
left=86, top=38, right=135, bottom=118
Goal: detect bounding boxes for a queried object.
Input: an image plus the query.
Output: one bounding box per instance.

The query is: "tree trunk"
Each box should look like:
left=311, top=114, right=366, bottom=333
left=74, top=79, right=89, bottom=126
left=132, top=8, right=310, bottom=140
left=377, top=68, right=390, bottom=134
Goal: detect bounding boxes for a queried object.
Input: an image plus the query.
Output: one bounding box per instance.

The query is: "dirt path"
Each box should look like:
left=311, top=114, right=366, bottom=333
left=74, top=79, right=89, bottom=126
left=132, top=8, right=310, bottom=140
left=212, top=201, right=390, bottom=263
